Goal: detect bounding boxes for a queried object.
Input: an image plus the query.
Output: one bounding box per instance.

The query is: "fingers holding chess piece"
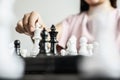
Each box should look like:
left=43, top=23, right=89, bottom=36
left=16, top=11, right=46, bottom=36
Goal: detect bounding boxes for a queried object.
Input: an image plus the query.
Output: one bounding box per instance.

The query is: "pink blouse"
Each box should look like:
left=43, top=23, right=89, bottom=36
left=57, top=9, right=120, bottom=77
left=58, top=9, right=120, bottom=51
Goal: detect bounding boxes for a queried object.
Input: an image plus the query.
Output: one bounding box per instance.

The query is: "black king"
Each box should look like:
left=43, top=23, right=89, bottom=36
left=49, top=25, right=58, bottom=55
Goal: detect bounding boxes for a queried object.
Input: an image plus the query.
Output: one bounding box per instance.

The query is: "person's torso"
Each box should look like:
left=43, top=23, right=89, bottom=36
left=67, top=9, right=120, bottom=77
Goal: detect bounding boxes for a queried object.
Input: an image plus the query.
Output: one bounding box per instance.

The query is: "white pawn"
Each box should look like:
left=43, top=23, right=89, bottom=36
left=93, top=42, right=99, bottom=49
left=79, top=36, right=89, bottom=56
left=20, top=49, right=31, bottom=58
left=92, top=41, right=99, bottom=55
left=31, top=23, right=42, bottom=57
left=66, top=35, right=77, bottom=55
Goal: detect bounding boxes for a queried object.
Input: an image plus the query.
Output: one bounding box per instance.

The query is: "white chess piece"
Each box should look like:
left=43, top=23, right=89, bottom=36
left=31, top=23, right=42, bottom=57
left=60, top=49, right=67, bottom=56
left=79, top=36, right=89, bottom=56
left=66, top=35, right=77, bottom=55
left=87, top=44, right=94, bottom=56
left=20, top=49, right=31, bottom=58
left=93, top=41, right=99, bottom=49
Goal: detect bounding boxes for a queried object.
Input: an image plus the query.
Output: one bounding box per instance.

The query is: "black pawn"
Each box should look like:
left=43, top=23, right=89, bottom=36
left=49, top=25, right=58, bottom=55
left=14, top=40, right=21, bottom=55
left=39, top=28, right=48, bottom=55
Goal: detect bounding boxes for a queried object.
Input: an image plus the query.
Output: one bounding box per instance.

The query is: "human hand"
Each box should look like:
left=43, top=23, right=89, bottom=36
left=15, top=11, right=45, bottom=37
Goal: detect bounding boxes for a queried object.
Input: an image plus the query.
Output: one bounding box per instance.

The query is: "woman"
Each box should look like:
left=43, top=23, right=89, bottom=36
left=16, top=0, right=120, bottom=78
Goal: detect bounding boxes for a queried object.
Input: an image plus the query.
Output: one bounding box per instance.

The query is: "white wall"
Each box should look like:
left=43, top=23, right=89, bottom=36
left=11, top=0, right=80, bottom=50
left=118, top=0, right=120, bottom=9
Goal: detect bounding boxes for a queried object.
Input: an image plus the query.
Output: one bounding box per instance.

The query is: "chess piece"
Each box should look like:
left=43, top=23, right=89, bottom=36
left=20, top=49, right=30, bottom=58
left=79, top=36, right=89, bottom=56
left=87, top=41, right=99, bottom=56
left=93, top=42, right=99, bottom=47
left=49, top=25, right=58, bottom=55
left=31, top=23, right=42, bottom=57
left=14, top=40, right=21, bottom=55
left=60, top=49, right=67, bottom=56
left=38, top=28, right=48, bottom=56
left=66, top=35, right=77, bottom=55
left=87, top=44, right=94, bottom=56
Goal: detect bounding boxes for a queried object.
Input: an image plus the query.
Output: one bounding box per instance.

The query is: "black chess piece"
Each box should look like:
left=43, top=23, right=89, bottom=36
left=38, top=28, right=48, bottom=55
left=49, top=25, right=58, bottom=55
left=14, top=40, right=21, bottom=55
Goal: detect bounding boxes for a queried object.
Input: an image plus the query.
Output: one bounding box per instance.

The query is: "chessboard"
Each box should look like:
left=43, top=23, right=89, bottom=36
left=23, top=56, right=118, bottom=80
left=24, top=55, right=83, bottom=74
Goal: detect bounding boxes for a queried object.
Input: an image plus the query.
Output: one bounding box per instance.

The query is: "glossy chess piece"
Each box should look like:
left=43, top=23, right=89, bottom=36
left=38, top=28, right=48, bottom=56
left=49, top=25, right=58, bottom=55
